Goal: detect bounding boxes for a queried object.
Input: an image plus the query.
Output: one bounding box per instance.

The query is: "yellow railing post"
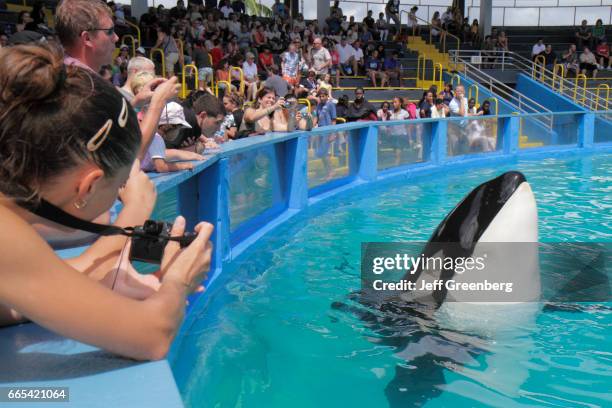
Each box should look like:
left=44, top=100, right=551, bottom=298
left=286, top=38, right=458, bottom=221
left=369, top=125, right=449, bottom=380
left=451, top=74, right=461, bottom=88
left=417, top=54, right=424, bottom=84
left=533, top=55, right=545, bottom=83
left=230, top=66, right=244, bottom=95
left=214, top=80, right=231, bottom=97
left=593, top=84, right=610, bottom=111
left=298, top=98, right=312, bottom=113
left=181, top=64, right=199, bottom=98
left=553, top=63, right=565, bottom=92
left=573, top=74, right=587, bottom=106
left=150, top=48, right=166, bottom=78
left=125, top=20, right=141, bottom=46
left=121, top=34, right=136, bottom=58
left=468, top=84, right=479, bottom=107
left=434, top=63, right=443, bottom=90
left=489, top=97, right=499, bottom=116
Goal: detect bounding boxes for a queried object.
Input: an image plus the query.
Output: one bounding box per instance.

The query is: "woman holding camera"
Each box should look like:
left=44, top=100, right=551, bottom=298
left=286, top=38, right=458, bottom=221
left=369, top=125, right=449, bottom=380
left=0, top=44, right=213, bottom=360
left=241, top=87, right=308, bottom=135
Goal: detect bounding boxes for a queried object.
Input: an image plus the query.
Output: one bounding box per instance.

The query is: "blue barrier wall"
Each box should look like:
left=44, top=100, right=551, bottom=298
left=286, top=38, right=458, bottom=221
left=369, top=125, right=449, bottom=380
left=1, top=111, right=611, bottom=408
left=516, top=73, right=587, bottom=113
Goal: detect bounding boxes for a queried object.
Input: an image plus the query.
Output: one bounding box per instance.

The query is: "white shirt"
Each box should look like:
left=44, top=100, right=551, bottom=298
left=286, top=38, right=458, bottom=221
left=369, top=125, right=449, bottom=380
left=430, top=106, right=447, bottom=118
left=220, top=6, right=232, bottom=18
left=353, top=46, right=364, bottom=61
left=532, top=43, right=545, bottom=57
left=449, top=97, right=468, bottom=117
left=336, top=43, right=355, bottom=64
left=228, top=20, right=241, bottom=36
left=390, top=109, right=409, bottom=120
left=243, top=61, right=258, bottom=80
left=311, top=47, right=331, bottom=74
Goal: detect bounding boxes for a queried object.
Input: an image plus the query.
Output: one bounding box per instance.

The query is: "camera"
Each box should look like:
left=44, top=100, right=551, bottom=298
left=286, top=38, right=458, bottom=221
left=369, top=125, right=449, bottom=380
left=129, top=220, right=197, bottom=264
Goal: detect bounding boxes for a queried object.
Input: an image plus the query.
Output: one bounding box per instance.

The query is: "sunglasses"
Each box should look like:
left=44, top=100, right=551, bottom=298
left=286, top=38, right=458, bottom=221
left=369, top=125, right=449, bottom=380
left=89, top=26, right=115, bottom=36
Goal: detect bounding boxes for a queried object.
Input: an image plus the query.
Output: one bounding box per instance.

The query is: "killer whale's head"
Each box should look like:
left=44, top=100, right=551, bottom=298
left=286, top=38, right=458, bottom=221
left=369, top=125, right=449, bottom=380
left=429, top=171, right=538, bottom=247
left=400, top=171, right=540, bottom=306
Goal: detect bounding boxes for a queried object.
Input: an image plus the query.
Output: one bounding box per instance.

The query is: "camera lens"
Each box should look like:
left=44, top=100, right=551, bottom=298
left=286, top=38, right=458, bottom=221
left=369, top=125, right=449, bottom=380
left=144, top=220, right=164, bottom=235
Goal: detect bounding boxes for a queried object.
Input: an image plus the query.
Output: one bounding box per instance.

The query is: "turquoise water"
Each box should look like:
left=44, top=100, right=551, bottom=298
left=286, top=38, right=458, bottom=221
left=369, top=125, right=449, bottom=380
left=166, top=153, right=611, bottom=408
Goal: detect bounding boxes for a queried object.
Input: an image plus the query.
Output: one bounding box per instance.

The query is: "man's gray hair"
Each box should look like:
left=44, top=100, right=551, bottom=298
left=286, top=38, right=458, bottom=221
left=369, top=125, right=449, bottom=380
left=127, top=56, right=155, bottom=75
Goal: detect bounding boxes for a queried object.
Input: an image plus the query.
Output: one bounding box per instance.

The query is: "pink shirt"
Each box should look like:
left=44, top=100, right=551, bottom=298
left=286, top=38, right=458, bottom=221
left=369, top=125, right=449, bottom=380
left=63, top=55, right=95, bottom=72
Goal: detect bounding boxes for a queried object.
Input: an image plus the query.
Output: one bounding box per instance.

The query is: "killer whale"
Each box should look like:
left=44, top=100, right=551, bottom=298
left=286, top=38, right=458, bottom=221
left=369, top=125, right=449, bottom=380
left=332, top=171, right=541, bottom=407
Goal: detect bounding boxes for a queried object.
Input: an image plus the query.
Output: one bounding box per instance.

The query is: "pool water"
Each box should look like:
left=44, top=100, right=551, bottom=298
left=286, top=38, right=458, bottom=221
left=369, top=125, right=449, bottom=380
left=166, top=153, right=611, bottom=408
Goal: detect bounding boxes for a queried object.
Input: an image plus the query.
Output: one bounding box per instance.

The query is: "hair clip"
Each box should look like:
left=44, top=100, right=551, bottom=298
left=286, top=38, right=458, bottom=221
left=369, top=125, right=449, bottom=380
left=118, top=98, right=128, bottom=128
left=87, top=119, right=112, bottom=152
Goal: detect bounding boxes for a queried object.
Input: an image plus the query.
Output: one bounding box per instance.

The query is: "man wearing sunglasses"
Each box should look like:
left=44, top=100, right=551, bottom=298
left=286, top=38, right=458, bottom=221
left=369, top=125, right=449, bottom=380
left=56, top=0, right=119, bottom=72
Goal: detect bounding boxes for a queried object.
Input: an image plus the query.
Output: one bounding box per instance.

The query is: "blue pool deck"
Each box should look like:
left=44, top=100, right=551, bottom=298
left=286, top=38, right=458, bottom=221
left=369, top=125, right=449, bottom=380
left=1, top=96, right=611, bottom=406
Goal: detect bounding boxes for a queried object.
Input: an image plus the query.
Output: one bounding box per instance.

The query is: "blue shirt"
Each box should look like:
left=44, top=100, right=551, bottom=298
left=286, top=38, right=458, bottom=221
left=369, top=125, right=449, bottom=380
left=316, top=101, right=337, bottom=127
left=383, top=57, right=397, bottom=70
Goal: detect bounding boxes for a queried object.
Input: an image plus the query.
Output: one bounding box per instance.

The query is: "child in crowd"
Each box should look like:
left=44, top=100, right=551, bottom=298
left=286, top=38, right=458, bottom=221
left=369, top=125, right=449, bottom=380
left=132, top=72, right=204, bottom=172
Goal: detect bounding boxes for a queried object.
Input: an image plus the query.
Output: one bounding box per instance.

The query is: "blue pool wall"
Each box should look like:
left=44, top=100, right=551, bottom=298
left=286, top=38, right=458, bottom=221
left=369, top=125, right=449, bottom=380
left=1, top=111, right=611, bottom=408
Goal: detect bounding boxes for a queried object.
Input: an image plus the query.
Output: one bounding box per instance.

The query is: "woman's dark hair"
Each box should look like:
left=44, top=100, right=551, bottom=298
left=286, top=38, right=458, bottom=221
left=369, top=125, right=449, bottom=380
left=253, top=86, right=276, bottom=109
left=18, top=10, right=29, bottom=24
left=0, top=43, right=141, bottom=202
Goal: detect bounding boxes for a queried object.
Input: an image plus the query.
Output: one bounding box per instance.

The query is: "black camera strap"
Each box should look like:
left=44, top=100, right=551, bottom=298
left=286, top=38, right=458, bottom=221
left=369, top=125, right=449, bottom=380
left=20, top=199, right=187, bottom=243
left=20, top=198, right=133, bottom=237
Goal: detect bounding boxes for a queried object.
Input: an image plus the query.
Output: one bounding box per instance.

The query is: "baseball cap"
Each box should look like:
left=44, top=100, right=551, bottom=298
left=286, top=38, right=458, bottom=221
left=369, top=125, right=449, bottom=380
left=159, top=102, right=192, bottom=128
left=120, top=44, right=129, bottom=50
left=136, top=46, right=146, bottom=55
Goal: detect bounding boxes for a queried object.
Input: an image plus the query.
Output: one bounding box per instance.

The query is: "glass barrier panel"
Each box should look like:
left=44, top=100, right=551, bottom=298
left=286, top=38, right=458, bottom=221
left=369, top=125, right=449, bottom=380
left=307, top=131, right=350, bottom=189
left=594, top=113, right=612, bottom=144
left=447, top=116, right=500, bottom=157
left=519, top=113, right=579, bottom=149
left=229, top=145, right=284, bottom=232
left=377, top=122, right=431, bottom=170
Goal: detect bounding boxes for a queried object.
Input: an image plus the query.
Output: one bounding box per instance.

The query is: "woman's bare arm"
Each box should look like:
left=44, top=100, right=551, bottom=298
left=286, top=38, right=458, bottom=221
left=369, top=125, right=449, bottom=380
left=0, top=207, right=213, bottom=360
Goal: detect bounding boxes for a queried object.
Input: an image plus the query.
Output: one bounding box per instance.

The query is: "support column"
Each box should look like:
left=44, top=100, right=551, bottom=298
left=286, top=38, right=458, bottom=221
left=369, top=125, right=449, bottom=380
left=317, top=0, right=330, bottom=31
left=286, top=0, right=299, bottom=18
left=479, top=0, right=492, bottom=39
left=131, top=0, right=148, bottom=20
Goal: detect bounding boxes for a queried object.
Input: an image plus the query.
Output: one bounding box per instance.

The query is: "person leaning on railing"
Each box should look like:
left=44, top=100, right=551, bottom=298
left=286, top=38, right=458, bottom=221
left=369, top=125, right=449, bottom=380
left=0, top=43, right=213, bottom=360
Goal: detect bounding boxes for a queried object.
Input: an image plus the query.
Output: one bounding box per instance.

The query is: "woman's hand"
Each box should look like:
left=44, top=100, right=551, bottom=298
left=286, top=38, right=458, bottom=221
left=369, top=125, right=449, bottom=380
left=273, top=97, right=286, bottom=111
left=131, top=77, right=165, bottom=108
left=160, top=216, right=214, bottom=293
left=151, top=76, right=180, bottom=105
left=119, top=159, right=157, bottom=218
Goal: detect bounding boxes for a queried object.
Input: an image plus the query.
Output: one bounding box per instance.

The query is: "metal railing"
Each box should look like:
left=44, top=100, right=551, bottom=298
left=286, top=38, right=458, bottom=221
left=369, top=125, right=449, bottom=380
left=448, top=49, right=609, bottom=117
left=400, top=11, right=461, bottom=56
left=452, top=57, right=554, bottom=130
left=465, top=1, right=612, bottom=27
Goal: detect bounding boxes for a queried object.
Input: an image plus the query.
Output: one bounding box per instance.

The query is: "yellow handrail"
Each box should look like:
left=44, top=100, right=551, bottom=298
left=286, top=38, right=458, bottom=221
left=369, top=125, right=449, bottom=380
left=150, top=48, right=166, bottom=78
left=215, top=80, right=231, bottom=97
left=230, top=66, right=244, bottom=95
left=489, top=97, right=499, bottom=116
left=336, top=117, right=347, bottom=123
left=417, top=54, right=425, bottom=82
left=410, top=13, right=461, bottom=55
left=433, top=63, right=443, bottom=90
left=573, top=74, right=587, bottom=106
left=451, top=74, right=461, bottom=88
left=181, top=64, right=199, bottom=99
left=124, top=20, right=141, bottom=46
left=553, top=63, right=565, bottom=92
left=593, top=84, right=610, bottom=111
left=121, top=35, right=136, bottom=58
left=533, top=55, right=545, bottom=82
left=468, top=84, right=479, bottom=107
left=298, top=98, right=311, bottom=113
